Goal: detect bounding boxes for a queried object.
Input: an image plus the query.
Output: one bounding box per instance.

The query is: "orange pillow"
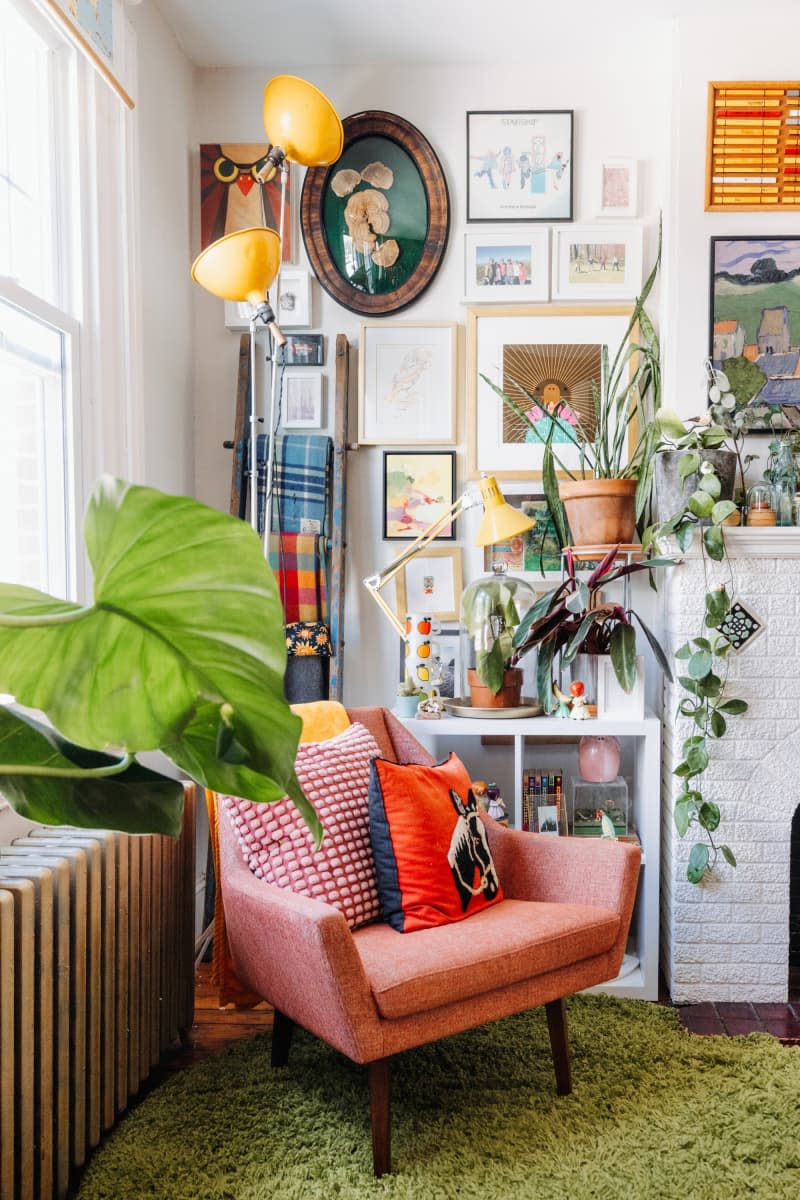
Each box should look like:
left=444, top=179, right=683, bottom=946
left=368, top=753, right=503, bottom=933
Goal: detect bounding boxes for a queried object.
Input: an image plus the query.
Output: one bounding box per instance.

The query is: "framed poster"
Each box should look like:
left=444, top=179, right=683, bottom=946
left=551, top=225, right=643, bottom=301
left=283, top=374, right=323, bottom=428
left=483, top=494, right=563, bottom=574
left=597, top=158, right=638, bottom=217
left=301, top=110, right=450, bottom=315
left=705, top=81, right=800, bottom=211
left=466, top=110, right=573, bottom=222
left=382, top=450, right=457, bottom=540
left=466, top=304, right=634, bottom=479
left=709, top=236, right=800, bottom=429
left=395, top=547, right=463, bottom=622
left=464, top=228, right=549, bottom=302
left=199, top=144, right=293, bottom=260
left=359, top=322, right=457, bottom=445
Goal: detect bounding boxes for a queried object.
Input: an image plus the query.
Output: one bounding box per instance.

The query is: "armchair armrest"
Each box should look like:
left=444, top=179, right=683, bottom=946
left=483, top=818, right=640, bottom=917
left=218, top=816, right=384, bottom=1063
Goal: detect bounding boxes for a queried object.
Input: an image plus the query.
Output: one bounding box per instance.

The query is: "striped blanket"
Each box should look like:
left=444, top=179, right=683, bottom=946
left=267, top=531, right=328, bottom=624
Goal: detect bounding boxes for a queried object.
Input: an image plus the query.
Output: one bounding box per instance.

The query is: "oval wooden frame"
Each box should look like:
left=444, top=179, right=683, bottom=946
left=300, top=110, right=450, bottom=316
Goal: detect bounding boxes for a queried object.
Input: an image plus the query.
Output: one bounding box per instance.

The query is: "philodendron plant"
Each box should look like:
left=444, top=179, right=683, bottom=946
left=0, top=477, right=320, bottom=844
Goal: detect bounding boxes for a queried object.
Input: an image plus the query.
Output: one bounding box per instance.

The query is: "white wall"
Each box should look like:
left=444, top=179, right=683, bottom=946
left=129, top=0, right=196, bottom=494
left=192, top=28, right=672, bottom=707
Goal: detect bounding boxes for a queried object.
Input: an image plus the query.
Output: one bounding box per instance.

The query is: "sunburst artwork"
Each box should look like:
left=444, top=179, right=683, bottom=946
left=501, top=342, right=602, bottom=446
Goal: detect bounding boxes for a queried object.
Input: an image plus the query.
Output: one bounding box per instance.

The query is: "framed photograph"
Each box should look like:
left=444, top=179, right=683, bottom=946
left=359, top=322, right=457, bottom=445
left=710, top=236, right=800, bottom=430
left=399, top=628, right=461, bottom=698
left=199, top=144, right=293, bottom=260
left=483, top=493, right=563, bottom=574
left=300, top=110, right=450, bottom=316
left=464, top=229, right=549, bottom=302
left=597, top=158, right=638, bottom=217
left=551, top=225, right=643, bottom=301
left=395, top=547, right=463, bottom=623
left=283, top=373, right=322, bottom=428
left=466, top=304, right=634, bottom=479
left=382, top=450, right=457, bottom=540
left=279, top=333, right=324, bottom=366
left=466, top=110, right=573, bottom=223
left=275, top=268, right=312, bottom=328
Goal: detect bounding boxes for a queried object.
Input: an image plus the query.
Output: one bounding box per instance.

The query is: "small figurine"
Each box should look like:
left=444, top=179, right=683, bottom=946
left=486, top=782, right=509, bottom=825
left=471, top=780, right=490, bottom=812
left=569, top=680, right=591, bottom=720
left=552, top=681, right=573, bottom=719
left=417, top=696, right=443, bottom=720
left=600, top=812, right=618, bottom=840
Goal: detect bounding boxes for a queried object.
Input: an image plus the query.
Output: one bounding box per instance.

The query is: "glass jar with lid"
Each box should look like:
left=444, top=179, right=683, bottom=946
left=459, top=563, right=537, bottom=706
left=745, top=481, right=776, bottom=527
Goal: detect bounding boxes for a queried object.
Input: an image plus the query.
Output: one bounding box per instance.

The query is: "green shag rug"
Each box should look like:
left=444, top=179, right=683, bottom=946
left=74, top=994, right=800, bottom=1200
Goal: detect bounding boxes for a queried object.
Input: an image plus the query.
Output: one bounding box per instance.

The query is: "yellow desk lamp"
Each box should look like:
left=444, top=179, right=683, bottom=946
left=191, top=76, right=343, bottom=542
left=364, top=476, right=536, bottom=638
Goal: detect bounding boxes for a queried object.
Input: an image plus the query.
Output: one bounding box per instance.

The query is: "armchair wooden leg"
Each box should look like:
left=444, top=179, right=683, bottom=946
left=270, top=1009, right=295, bottom=1067
left=368, top=1058, right=391, bottom=1177
left=545, top=998, right=572, bottom=1095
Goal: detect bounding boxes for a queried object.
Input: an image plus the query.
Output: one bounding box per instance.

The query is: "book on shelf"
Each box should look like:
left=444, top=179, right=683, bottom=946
left=522, top=768, right=564, bottom=834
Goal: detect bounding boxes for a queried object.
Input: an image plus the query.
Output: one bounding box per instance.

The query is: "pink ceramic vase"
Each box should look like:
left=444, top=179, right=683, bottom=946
left=578, top=735, right=620, bottom=783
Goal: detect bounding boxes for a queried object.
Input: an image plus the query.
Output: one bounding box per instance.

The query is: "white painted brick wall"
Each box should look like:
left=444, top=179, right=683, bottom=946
left=661, top=538, right=799, bottom=1003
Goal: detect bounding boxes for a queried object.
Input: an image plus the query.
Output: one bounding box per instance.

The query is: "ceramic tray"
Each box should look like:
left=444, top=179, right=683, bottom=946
left=443, top=697, right=544, bottom=719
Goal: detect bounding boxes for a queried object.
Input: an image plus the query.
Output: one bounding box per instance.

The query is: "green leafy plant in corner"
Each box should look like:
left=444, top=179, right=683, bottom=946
left=461, top=571, right=529, bottom=694
left=652, top=420, right=748, bottom=884
left=0, top=477, right=320, bottom=844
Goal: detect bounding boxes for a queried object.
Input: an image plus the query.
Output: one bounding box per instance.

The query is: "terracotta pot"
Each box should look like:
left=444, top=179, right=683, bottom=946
left=467, top=667, right=523, bottom=709
left=559, top=478, right=637, bottom=547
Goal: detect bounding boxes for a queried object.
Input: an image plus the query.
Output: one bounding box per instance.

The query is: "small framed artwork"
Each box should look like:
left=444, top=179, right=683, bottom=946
left=275, top=268, right=312, bottom=328
left=466, top=304, right=634, bottom=479
left=709, top=236, right=800, bottom=430
left=359, top=322, right=457, bottom=445
left=283, top=373, right=322, bottom=428
left=551, top=225, right=643, bottom=301
left=705, top=81, right=800, bottom=211
left=383, top=450, right=457, bottom=540
left=466, top=110, right=573, bottom=223
left=463, top=228, right=549, bottom=302
left=279, top=333, right=324, bottom=366
left=483, top=493, right=563, bottom=574
left=597, top=158, right=638, bottom=217
left=199, top=144, right=293, bottom=260
left=395, top=547, right=463, bottom=623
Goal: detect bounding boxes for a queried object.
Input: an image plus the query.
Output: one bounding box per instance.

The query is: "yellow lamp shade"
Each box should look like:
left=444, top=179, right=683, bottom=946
left=191, top=227, right=281, bottom=308
left=263, top=75, right=344, bottom=167
left=474, top=476, right=536, bottom=547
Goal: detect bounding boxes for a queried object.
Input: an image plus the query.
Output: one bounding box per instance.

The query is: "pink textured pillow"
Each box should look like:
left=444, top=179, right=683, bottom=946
left=222, top=722, right=382, bottom=929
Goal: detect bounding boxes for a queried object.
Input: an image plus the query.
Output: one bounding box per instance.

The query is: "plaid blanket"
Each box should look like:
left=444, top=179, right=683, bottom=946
left=267, top=531, right=328, bottom=623
left=256, top=433, right=332, bottom=535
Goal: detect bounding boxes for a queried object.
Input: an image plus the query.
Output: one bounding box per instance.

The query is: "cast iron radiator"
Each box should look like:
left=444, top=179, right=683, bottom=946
left=0, top=788, right=196, bottom=1200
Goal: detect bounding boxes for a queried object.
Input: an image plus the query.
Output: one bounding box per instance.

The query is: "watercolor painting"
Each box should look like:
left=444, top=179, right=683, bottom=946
left=710, top=236, right=800, bottom=427
left=382, top=451, right=456, bottom=540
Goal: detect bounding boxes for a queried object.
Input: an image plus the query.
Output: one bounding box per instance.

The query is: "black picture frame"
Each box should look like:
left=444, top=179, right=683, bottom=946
left=278, top=333, right=324, bottom=366
left=466, top=109, right=573, bottom=223
left=300, top=109, right=450, bottom=316
left=709, top=236, right=800, bottom=431
left=382, top=450, right=457, bottom=541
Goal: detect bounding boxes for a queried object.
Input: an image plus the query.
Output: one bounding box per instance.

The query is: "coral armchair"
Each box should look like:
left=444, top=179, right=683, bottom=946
left=216, top=707, right=640, bottom=1176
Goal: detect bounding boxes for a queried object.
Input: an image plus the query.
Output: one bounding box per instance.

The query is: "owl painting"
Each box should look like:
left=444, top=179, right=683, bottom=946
left=199, top=143, right=292, bottom=259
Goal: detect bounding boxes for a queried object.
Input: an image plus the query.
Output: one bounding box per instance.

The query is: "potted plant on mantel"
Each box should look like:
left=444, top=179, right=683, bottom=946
left=0, top=477, right=320, bottom=843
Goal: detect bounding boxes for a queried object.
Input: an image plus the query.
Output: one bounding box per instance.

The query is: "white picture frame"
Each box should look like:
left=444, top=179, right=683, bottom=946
left=283, top=373, right=323, bottom=428
left=597, top=158, right=638, bottom=217
left=463, top=228, right=549, bottom=303
left=358, top=321, right=457, bottom=445
left=395, top=547, right=463, bottom=622
left=275, top=268, right=312, bottom=328
left=551, top=224, right=643, bottom=301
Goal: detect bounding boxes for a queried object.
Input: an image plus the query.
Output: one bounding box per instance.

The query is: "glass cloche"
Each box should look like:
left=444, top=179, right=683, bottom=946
left=459, top=563, right=538, bottom=703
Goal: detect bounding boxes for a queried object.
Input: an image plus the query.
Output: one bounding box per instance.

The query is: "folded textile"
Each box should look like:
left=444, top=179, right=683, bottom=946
left=256, top=433, right=332, bottom=535
left=285, top=620, right=332, bottom=656
left=267, top=531, right=328, bottom=623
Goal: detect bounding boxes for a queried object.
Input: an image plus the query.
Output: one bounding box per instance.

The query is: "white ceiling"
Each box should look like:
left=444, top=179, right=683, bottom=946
left=150, top=0, right=754, bottom=69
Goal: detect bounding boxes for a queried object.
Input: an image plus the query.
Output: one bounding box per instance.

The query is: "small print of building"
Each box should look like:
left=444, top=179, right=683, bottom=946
left=712, top=318, right=745, bottom=363
left=757, top=306, right=791, bottom=356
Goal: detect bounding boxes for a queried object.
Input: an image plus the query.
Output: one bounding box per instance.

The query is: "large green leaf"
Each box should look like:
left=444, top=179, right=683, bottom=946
left=0, top=708, right=184, bottom=835
left=609, top=623, right=637, bottom=692
left=0, top=478, right=311, bottom=838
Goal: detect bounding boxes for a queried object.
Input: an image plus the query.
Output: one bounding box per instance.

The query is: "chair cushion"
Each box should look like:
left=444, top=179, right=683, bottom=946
left=353, top=898, right=621, bottom=1019
left=222, top=722, right=382, bottom=929
left=368, top=752, right=503, bottom=933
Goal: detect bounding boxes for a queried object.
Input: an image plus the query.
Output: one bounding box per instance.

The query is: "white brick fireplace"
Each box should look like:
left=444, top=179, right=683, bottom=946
left=661, top=529, right=800, bottom=1003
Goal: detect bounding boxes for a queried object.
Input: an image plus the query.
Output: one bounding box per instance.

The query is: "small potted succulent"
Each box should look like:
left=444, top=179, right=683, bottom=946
left=395, top=673, right=424, bottom=717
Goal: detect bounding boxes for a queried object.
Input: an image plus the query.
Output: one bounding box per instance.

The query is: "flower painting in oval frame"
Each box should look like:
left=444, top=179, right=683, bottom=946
left=301, top=110, right=450, bottom=316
